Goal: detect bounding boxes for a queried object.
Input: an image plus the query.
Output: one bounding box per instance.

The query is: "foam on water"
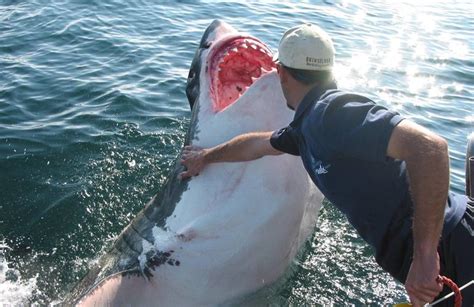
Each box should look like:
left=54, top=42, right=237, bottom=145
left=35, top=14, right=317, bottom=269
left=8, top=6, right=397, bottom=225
left=0, top=243, right=38, bottom=306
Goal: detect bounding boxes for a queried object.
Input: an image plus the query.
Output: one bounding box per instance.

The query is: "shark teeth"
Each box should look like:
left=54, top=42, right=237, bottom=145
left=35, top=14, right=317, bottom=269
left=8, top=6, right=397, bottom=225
left=211, top=37, right=276, bottom=111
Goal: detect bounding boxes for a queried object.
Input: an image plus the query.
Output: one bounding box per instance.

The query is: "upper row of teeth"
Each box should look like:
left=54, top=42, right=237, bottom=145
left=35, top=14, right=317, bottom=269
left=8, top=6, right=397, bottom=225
left=225, top=40, right=271, bottom=56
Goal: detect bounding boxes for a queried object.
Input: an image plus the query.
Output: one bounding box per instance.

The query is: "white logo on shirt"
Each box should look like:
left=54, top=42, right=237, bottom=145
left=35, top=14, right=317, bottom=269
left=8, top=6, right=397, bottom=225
left=316, top=164, right=330, bottom=175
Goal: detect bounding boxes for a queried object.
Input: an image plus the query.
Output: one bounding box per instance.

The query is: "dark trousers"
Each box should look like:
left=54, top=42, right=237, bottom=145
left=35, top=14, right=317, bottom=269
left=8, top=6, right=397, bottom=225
left=437, top=202, right=474, bottom=307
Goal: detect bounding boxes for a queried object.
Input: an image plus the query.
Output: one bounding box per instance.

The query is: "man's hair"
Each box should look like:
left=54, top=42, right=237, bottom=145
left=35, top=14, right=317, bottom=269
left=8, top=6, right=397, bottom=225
left=282, top=65, right=333, bottom=86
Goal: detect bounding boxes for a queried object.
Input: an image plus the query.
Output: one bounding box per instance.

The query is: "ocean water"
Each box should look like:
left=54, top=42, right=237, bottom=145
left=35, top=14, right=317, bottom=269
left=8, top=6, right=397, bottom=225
left=1, top=0, right=473, bottom=305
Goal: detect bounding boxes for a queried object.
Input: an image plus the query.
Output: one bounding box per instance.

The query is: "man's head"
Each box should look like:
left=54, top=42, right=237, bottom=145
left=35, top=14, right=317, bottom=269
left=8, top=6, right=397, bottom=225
left=274, top=24, right=335, bottom=110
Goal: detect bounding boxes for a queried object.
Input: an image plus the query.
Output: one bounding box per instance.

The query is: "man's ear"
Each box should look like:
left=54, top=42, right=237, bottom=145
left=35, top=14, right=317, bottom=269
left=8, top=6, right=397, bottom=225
left=279, top=66, right=289, bottom=84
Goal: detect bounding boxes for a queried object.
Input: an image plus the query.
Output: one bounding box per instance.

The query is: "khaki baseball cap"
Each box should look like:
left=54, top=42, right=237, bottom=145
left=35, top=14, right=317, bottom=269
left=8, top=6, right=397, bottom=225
left=274, top=23, right=335, bottom=71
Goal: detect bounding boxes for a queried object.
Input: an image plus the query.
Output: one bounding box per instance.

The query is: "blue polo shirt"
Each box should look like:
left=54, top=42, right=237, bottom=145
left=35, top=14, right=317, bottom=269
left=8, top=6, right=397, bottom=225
left=270, top=82, right=467, bottom=282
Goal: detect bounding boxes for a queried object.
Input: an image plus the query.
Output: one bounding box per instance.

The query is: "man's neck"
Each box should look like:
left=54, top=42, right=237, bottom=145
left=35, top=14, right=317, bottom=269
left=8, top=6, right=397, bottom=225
left=289, top=83, right=318, bottom=110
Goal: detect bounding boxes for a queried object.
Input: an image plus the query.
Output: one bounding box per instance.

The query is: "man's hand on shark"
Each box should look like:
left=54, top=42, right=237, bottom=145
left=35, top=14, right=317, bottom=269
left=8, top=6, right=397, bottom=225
left=180, top=145, right=207, bottom=179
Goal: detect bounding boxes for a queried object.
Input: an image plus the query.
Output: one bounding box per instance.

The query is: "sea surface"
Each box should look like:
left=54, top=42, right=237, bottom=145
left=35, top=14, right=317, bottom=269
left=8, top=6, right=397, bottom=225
left=1, top=0, right=473, bottom=305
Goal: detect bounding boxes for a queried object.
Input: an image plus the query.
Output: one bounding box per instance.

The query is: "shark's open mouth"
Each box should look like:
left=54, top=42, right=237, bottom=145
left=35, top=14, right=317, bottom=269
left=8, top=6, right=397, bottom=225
left=208, top=35, right=276, bottom=112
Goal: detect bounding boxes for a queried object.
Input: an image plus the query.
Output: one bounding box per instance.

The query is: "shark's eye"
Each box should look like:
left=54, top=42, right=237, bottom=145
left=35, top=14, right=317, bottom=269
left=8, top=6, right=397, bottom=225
left=209, top=38, right=275, bottom=112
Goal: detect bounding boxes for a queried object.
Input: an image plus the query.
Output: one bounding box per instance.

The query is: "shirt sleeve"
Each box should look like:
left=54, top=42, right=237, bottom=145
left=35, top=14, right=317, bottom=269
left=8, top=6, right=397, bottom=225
left=270, top=126, right=300, bottom=156
left=318, top=98, right=404, bottom=162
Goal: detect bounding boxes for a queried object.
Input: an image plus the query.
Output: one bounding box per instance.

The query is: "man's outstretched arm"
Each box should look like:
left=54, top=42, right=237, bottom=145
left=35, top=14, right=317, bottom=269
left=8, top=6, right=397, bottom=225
left=179, top=131, right=282, bottom=179
left=387, top=120, right=448, bottom=307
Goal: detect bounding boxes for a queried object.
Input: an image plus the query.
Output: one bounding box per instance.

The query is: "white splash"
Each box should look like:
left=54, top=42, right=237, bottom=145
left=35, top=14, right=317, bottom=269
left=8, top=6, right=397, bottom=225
left=0, top=243, right=38, bottom=306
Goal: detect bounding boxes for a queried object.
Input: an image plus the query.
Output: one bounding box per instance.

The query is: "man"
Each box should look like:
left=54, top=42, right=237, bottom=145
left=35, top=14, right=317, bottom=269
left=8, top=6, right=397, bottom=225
left=180, top=24, right=473, bottom=306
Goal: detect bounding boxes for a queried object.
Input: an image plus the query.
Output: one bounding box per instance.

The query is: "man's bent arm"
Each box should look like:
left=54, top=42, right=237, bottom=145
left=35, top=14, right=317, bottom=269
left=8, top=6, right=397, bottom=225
left=180, top=131, right=282, bottom=179
left=387, top=120, right=448, bottom=306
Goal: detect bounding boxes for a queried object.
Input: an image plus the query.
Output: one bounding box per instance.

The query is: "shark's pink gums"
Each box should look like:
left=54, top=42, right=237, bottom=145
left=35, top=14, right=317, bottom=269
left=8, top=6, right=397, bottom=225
left=209, top=35, right=275, bottom=112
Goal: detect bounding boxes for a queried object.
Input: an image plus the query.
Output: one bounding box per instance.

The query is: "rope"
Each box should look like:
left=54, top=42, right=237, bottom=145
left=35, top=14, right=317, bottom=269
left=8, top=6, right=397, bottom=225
left=436, top=275, right=462, bottom=307
left=396, top=279, right=473, bottom=306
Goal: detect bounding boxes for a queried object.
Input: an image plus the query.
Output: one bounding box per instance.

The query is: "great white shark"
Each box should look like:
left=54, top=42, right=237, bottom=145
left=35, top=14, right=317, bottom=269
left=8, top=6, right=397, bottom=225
left=65, top=20, right=324, bottom=306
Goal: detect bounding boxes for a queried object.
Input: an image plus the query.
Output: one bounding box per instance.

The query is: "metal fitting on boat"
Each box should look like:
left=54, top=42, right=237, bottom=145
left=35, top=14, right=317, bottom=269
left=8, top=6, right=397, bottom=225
left=467, top=134, right=474, bottom=200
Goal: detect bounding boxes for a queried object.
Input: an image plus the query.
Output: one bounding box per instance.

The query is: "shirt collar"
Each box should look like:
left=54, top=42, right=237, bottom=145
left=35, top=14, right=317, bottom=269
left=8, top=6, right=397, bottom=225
left=293, top=80, right=337, bottom=122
